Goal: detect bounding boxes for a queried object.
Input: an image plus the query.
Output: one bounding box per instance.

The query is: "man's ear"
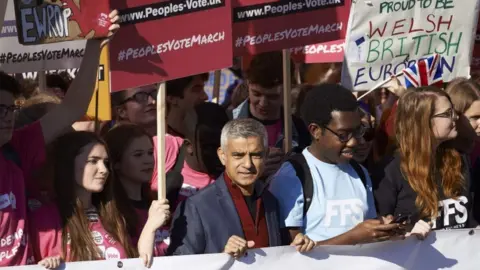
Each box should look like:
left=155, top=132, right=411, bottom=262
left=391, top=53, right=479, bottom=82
left=115, top=105, right=127, bottom=120
left=308, top=123, right=323, bottom=140
left=217, top=147, right=226, bottom=166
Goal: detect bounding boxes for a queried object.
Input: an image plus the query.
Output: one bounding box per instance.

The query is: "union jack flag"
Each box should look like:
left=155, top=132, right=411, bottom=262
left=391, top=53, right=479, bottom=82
left=403, top=54, right=444, bottom=88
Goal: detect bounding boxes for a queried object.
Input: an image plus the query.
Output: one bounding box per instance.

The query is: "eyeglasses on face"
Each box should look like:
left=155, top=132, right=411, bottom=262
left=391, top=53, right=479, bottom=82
left=432, top=107, right=456, bottom=119
left=322, top=124, right=367, bottom=143
left=122, top=90, right=158, bottom=105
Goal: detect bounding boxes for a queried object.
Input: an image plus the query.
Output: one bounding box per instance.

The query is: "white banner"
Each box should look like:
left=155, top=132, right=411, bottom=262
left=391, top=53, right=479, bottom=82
left=0, top=0, right=85, bottom=73
left=341, top=0, right=479, bottom=91
left=4, top=230, right=480, bottom=269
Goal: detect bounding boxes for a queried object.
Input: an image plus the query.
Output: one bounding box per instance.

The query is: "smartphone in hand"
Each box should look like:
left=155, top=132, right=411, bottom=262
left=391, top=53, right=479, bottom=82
left=391, top=214, right=412, bottom=235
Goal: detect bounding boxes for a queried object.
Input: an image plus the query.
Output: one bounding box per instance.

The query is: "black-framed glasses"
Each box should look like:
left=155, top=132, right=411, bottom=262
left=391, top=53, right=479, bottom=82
left=323, top=125, right=366, bottom=143
left=0, top=105, right=18, bottom=119
left=122, top=90, right=158, bottom=105
left=432, top=108, right=456, bottom=119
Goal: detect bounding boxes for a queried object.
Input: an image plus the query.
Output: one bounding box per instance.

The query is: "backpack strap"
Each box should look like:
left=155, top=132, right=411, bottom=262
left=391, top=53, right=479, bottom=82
left=172, top=142, right=187, bottom=173
left=350, top=160, right=367, bottom=188
left=286, top=154, right=314, bottom=217
left=1, top=142, right=21, bottom=168
left=164, top=142, right=187, bottom=208
left=284, top=155, right=368, bottom=219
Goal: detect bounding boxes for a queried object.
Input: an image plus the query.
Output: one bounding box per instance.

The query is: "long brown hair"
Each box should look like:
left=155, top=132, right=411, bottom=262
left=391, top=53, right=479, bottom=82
left=103, top=124, right=153, bottom=235
left=52, top=131, right=137, bottom=261
left=445, top=78, right=480, bottom=113
left=395, top=87, right=465, bottom=219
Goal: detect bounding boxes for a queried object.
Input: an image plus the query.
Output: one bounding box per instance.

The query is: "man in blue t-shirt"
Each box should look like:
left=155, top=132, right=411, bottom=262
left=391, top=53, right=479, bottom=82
left=269, top=84, right=401, bottom=245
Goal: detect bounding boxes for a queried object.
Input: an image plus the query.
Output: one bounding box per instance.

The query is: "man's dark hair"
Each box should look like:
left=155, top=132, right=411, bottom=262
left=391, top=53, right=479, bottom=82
left=111, top=90, right=128, bottom=107
left=246, top=51, right=294, bottom=89
left=166, top=73, right=209, bottom=98
left=300, top=84, right=358, bottom=127
left=186, top=102, right=229, bottom=140
left=0, top=71, right=22, bottom=98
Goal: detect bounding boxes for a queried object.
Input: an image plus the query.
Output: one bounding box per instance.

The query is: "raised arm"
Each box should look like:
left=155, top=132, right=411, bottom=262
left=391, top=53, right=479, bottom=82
left=40, top=11, right=119, bottom=144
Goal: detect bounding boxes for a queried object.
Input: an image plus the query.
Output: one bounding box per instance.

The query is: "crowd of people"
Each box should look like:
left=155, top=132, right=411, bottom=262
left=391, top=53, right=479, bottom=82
left=1, top=11, right=480, bottom=270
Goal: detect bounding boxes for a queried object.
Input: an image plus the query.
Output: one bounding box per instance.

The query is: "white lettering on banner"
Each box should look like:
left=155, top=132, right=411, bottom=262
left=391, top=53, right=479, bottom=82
left=116, top=32, right=226, bottom=62
left=7, top=230, right=480, bottom=269
left=235, top=0, right=341, bottom=20
left=235, top=23, right=343, bottom=48
left=0, top=49, right=85, bottom=65
left=120, top=0, right=223, bottom=24
left=21, top=68, right=78, bottom=80
left=341, top=0, right=477, bottom=90
left=291, top=43, right=345, bottom=54
left=324, top=199, right=364, bottom=226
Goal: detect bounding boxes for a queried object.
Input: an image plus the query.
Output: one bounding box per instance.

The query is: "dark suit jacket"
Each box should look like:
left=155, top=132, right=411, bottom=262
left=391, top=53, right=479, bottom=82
left=167, top=175, right=283, bottom=255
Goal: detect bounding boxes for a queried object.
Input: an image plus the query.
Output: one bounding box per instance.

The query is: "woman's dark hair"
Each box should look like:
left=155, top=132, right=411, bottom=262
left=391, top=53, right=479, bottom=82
left=52, top=131, right=137, bottom=261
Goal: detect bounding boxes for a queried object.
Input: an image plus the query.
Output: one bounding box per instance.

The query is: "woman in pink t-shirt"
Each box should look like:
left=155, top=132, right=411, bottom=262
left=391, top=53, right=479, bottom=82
left=104, top=124, right=170, bottom=258
left=28, top=132, right=138, bottom=266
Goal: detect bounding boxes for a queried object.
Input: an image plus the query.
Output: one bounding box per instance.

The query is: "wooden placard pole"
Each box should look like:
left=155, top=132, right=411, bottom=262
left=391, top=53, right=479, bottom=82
left=38, top=71, right=47, bottom=92
left=156, top=82, right=167, bottom=200
left=282, top=49, right=292, bottom=153
left=212, top=70, right=221, bottom=104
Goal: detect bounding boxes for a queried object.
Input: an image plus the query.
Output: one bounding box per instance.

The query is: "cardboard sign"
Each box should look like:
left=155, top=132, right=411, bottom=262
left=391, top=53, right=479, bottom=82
left=291, top=39, right=345, bottom=63
left=341, top=0, right=479, bottom=91
left=109, top=0, right=233, bottom=92
left=14, top=0, right=111, bottom=45
left=86, top=45, right=111, bottom=121
left=232, top=0, right=350, bottom=56
left=0, top=0, right=85, bottom=73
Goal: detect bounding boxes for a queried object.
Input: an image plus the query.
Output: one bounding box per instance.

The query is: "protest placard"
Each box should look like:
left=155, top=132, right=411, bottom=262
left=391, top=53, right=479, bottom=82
left=109, top=0, right=233, bottom=92
left=0, top=0, right=85, bottom=73
left=85, top=45, right=111, bottom=121
left=291, top=39, right=345, bottom=63
left=204, top=68, right=239, bottom=103
left=13, top=0, right=111, bottom=45
left=232, top=0, right=350, bottom=56
left=341, top=0, right=479, bottom=91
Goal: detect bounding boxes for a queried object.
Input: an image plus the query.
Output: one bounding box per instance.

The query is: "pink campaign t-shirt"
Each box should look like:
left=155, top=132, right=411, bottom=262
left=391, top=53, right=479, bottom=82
left=28, top=203, right=128, bottom=262
left=151, top=134, right=216, bottom=199
left=265, top=119, right=282, bottom=147
left=0, top=122, right=45, bottom=266
left=150, top=134, right=216, bottom=247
